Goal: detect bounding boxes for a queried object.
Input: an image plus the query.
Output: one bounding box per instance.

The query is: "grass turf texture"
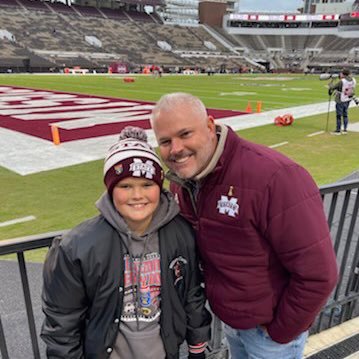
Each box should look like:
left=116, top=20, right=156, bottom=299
left=0, top=73, right=337, bottom=110
left=0, top=74, right=358, bottom=262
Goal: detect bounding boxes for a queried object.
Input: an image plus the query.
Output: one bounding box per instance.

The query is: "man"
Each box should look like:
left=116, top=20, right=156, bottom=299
left=151, top=93, right=338, bottom=359
left=329, top=68, right=356, bottom=135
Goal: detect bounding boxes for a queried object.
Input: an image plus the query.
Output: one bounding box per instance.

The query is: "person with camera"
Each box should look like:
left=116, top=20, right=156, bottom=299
left=329, top=68, right=357, bottom=135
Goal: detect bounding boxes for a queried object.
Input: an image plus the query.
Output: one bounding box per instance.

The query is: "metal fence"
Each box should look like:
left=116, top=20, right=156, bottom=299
left=0, top=179, right=358, bottom=359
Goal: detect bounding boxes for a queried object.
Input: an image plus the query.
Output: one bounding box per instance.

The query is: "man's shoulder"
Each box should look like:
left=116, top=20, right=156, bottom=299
left=231, top=135, right=294, bottom=172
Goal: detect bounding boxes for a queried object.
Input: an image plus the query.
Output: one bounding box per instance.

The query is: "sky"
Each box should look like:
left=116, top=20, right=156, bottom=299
left=239, top=0, right=304, bottom=13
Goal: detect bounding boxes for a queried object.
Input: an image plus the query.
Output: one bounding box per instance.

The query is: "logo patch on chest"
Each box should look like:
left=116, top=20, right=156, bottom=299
left=217, top=195, right=239, bottom=217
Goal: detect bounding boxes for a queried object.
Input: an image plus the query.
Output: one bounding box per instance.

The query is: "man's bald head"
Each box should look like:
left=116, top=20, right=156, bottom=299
left=151, top=92, right=208, bottom=126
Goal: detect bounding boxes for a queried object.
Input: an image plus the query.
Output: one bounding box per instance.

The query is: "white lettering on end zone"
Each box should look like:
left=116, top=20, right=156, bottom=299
left=0, top=86, right=155, bottom=142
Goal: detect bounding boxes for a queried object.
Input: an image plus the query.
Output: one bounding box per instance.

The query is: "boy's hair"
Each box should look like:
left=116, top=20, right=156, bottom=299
left=104, top=126, right=164, bottom=195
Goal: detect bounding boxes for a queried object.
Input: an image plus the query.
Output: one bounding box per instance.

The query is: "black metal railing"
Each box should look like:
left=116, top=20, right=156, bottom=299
left=0, top=231, right=66, bottom=359
left=313, top=179, right=359, bottom=333
left=0, top=180, right=359, bottom=358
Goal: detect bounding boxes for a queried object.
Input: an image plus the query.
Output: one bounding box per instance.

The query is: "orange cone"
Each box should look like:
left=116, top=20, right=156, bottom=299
left=51, top=125, right=61, bottom=145
left=256, top=101, right=262, bottom=113
left=245, top=101, right=252, bottom=113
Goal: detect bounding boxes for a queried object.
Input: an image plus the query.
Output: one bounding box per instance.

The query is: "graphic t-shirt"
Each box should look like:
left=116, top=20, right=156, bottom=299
left=121, top=252, right=161, bottom=324
left=110, top=244, right=166, bottom=359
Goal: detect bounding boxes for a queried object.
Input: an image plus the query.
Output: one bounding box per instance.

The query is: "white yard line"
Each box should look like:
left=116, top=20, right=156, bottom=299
left=0, top=100, right=357, bottom=176
left=307, top=131, right=325, bottom=137
left=0, top=215, right=36, bottom=227
left=269, top=141, right=289, bottom=149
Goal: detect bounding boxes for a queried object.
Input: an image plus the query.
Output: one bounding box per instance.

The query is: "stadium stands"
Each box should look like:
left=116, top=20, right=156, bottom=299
left=72, top=4, right=104, bottom=18
left=16, top=0, right=48, bottom=10
left=46, top=1, right=78, bottom=15
left=0, top=0, right=19, bottom=6
left=0, top=1, right=233, bottom=71
left=99, top=8, right=128, bottom=21
left=0, top=0, right=358, bottom=73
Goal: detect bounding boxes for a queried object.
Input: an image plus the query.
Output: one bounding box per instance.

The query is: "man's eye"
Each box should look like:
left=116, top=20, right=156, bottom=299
left=160, top=140, right=170, bottom=146
left=181, top=131, right=191, bottom=138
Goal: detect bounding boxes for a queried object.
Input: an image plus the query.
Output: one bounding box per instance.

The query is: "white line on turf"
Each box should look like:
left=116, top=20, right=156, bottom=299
left=1, top=101, right=357, bottom=176
left=0, top=215, right=36, bottom=227
left=307, top=131, right=325, bottom=137
left=269, top=141, right=289, bottom=148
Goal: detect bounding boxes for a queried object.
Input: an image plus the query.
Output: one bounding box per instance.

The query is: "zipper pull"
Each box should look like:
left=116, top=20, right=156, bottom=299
left=228, top=186, right=234, bottom=197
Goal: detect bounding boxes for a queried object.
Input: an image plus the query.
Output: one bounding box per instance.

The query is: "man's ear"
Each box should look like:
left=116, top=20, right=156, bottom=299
left=207, top=115, right=216, bottom=133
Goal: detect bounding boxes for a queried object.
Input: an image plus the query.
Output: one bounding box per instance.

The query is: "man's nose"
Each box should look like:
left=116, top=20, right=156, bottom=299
left=170, top=138, right=184, bottom=155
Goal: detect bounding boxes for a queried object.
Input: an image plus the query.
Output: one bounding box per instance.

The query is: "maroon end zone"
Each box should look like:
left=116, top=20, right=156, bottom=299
left=0, top=86, right=246, bottom=143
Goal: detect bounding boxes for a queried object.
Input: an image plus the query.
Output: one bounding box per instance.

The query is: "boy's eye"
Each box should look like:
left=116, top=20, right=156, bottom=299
left=118, top=184, right=130, bottom=189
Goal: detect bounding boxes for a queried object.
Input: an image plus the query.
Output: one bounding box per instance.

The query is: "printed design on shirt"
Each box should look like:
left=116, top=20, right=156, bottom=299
left=122, top=252, right=161, bottom=322
left=217, top=195, right=239, bottom=217
left=129, top=158, right=156, bottom=179
left=169, top=256, right=187, bottom=286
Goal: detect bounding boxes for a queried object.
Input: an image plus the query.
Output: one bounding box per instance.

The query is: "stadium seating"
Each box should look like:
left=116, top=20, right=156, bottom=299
left=0, top=0, right=357, bottom=73
left=98, top=8, right=128, bottom=21
left=16, top=0, right=48, bottom=10
left=0, top=0, right=19, bottom=6
left=73, top=5, right=104, bottom=18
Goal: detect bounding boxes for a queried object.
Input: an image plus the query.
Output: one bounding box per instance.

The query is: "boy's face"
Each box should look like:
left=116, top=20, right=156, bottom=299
left=113, top=177, right=160, bottom=235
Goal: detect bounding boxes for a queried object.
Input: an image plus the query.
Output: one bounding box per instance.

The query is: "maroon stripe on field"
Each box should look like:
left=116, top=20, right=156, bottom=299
left=0, top=86, right=246, bottom=143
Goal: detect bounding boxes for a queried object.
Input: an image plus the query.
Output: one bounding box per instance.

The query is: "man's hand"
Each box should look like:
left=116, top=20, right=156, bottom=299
left=259, top=324, right=268, bottom=335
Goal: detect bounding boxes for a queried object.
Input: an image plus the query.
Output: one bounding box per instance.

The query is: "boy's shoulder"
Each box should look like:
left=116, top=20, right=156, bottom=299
left=161, top=214, right=196, bottom=251
left=60, top=215, right=113, bottom=251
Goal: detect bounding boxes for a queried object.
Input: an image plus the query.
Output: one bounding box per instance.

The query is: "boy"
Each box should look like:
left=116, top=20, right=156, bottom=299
left=41, top=127, right=211, bottom=358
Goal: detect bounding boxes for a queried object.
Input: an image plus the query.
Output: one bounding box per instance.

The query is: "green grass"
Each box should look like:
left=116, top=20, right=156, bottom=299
left=0, top=73, right=331, bottom=111
left=0, top=73, right=358, bottom=261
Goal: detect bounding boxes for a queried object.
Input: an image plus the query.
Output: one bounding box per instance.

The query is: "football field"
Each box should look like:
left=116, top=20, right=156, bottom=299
left=0, top=73, right=358, bottom=250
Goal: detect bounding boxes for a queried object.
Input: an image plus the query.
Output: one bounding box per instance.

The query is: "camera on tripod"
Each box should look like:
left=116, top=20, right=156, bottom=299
left=319, top=73, right=339, bottom=81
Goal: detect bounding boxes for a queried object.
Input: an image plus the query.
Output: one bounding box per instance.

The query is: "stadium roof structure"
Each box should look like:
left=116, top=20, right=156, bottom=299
left=229, top=13, right=340, bottom=22
left=111, top=0, right=165, bottom=5
left=54, top=0, right=165, bottom=6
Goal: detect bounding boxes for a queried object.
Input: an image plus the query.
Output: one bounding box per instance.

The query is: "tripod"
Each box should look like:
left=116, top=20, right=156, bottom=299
left=325, top=93, right=332, bottom=133
left=325, top=79, right=335, bottom=133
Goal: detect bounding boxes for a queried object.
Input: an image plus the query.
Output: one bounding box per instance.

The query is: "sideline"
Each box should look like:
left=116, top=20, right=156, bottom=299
left=0, top=101, right=357, bottom=176
left=0, top=215, right=36, bottom=227
left=304, top=317, right=359, bottom=358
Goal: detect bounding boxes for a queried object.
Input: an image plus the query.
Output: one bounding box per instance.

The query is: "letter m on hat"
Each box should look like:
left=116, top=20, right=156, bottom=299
left=130, top=158, right=156, bottom=179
